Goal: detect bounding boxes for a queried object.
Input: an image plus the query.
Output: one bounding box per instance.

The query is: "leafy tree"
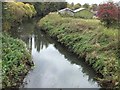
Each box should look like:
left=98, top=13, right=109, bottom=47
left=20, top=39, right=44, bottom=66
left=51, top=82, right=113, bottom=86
left=32, top=2, right=67, bottom=16
left=83, top=3, right=90, bottom=9
left=74, top=3, right=81, bottom=9
left=71, top=2, right=74, bottom=7
left=67, top=2, right=74, bottom=9
left=91, top=4, right=98, bottom=11
left=67, top=3, right=72, bottom=9
left=67, top=3, right=81, bottom=10
left=2, top=2, right=36, bottom=31
left=98, top=2, right=119, bottom=26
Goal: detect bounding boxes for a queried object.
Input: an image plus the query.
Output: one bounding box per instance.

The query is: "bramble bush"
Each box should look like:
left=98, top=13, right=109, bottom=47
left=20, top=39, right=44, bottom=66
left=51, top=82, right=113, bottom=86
left=98, top=2, right=120, bottom=27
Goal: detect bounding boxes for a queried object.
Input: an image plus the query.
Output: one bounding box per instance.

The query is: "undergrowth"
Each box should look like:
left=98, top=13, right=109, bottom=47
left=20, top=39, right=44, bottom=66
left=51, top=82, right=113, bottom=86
left=2, top=33, right=33, bottom=88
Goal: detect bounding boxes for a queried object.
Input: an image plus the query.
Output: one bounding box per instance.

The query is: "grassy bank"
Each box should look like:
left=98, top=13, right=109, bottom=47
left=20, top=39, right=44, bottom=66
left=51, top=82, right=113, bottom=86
left=2, top=2, right=36, bottom=87
left=37, top=13, right=119, bottom=88
left=2, top=34, right=33, bottom=87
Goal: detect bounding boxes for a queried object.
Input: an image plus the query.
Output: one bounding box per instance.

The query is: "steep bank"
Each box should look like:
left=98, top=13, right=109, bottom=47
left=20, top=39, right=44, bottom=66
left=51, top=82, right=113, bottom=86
left=2, top=2, right=36, bottom=87
left=37, top=13, right=119, bottom=88
left=2, top=34, right=33, bottom=87
left=2, top=2, right=67, bottom=88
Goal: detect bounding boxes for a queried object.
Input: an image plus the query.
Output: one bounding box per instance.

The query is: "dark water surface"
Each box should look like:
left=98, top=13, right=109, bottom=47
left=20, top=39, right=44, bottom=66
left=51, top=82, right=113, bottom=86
left=9, top=19, right=101, bottom=88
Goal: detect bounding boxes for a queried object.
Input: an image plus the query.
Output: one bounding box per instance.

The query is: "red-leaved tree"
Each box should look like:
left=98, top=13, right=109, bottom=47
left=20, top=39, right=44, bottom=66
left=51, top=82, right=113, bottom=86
left=98, top=2, right=119, bottom=26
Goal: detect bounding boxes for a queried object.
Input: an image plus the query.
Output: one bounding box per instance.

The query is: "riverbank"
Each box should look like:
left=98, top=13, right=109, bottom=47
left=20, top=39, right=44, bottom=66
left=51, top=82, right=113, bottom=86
left=2, top=33, right=33, bottom=87
left=2, top=2, right=36, bottom=87
left=37, top=13, right=119, bottom=88
left=2, top=2, right=67, bottom=88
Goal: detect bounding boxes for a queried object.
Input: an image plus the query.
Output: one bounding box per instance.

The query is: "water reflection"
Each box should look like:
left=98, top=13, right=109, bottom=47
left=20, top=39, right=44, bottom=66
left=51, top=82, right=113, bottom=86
left=9, top=19, right=100, bottom=88
left=34, top=30, right=98, bottom=83
left=34, top=29, right=49, bottom=52
left=9, top=20, right=50, bottom=53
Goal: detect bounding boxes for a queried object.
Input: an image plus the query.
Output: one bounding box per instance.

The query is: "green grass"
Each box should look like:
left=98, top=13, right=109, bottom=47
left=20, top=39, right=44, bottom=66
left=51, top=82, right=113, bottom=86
left=74, top=10, right=93, bottom=19
left=2, top=33, right=33, bottom=87
left=38, top=13, right=119, bottom=88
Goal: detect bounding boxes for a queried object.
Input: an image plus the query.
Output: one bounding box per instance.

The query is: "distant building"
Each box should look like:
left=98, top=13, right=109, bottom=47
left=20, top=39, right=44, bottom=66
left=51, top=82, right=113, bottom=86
left=73, top=8, right=86, bottom=13
left=58, top=8, right=94, bottom=19
left=58, top=8, right=74, bottom=16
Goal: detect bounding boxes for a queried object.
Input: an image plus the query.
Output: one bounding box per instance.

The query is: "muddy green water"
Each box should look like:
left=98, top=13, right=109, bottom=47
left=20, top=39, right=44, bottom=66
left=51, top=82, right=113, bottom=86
left=9, top=19, right=101, bottom=88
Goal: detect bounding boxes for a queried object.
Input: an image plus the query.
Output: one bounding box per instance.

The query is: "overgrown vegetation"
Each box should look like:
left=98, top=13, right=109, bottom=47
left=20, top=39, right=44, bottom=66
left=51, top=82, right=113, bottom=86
left=2, top=2, right=36, bottom=31
left=2, top=2, right=36, bottom=88
left=2, top=2, right=67, bottom=88
left=38, top=13, right=119, bottom=88
left=2, top=34, right=33, bottom=87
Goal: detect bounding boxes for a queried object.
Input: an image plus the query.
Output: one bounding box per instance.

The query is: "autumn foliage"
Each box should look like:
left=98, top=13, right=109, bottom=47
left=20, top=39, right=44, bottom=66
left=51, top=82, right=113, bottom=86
left=98, top=2, right=120, bottom=26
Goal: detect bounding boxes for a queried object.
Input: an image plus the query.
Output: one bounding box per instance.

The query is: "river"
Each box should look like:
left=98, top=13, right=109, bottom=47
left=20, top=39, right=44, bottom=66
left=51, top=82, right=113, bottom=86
left=9, top=19, right=101, bottom=88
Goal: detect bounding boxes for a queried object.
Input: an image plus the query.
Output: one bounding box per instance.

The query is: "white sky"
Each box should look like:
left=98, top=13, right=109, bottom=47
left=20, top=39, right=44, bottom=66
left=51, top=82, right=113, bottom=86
left=66, top=0, right=120, bottom=5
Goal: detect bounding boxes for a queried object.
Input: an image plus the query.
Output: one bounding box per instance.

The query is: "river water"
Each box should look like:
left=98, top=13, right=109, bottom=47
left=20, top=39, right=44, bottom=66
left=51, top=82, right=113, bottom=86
left=9, top=19, right=101, bottom=88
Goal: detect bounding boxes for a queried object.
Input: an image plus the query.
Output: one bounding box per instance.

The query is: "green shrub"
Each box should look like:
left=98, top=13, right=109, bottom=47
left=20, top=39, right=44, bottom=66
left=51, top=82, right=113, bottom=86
left=2, top=34, right=33, bottom=87
left=2, top=2, right=36, bottom=31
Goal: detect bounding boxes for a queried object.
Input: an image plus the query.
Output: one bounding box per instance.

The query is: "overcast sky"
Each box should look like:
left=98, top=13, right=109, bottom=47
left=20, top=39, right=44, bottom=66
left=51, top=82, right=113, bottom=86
left=66, top=0, right=120, bottom=5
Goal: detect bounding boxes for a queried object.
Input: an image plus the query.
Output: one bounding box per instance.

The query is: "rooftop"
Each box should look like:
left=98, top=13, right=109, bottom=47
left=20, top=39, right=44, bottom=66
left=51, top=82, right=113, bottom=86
left=73, top=8, right=86, bottom=13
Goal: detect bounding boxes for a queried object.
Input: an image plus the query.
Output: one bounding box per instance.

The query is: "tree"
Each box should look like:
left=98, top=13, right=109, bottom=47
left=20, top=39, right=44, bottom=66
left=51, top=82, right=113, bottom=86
left=32, top=2, right=67, bottom=16
left=69, top=2, right=74, bottom=9
left=98, top=2, right=119, bottom=26
left=71, top=2, right=74, bottom=7
left=2, top=2, right=36, bottom=31
left=73, top=3, right=81, bottom=9
left=117, top=2, right=120, bottom=23
left=91, top=4, right=98, bottom=11
left=83, top=3, right=90, bottom=9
